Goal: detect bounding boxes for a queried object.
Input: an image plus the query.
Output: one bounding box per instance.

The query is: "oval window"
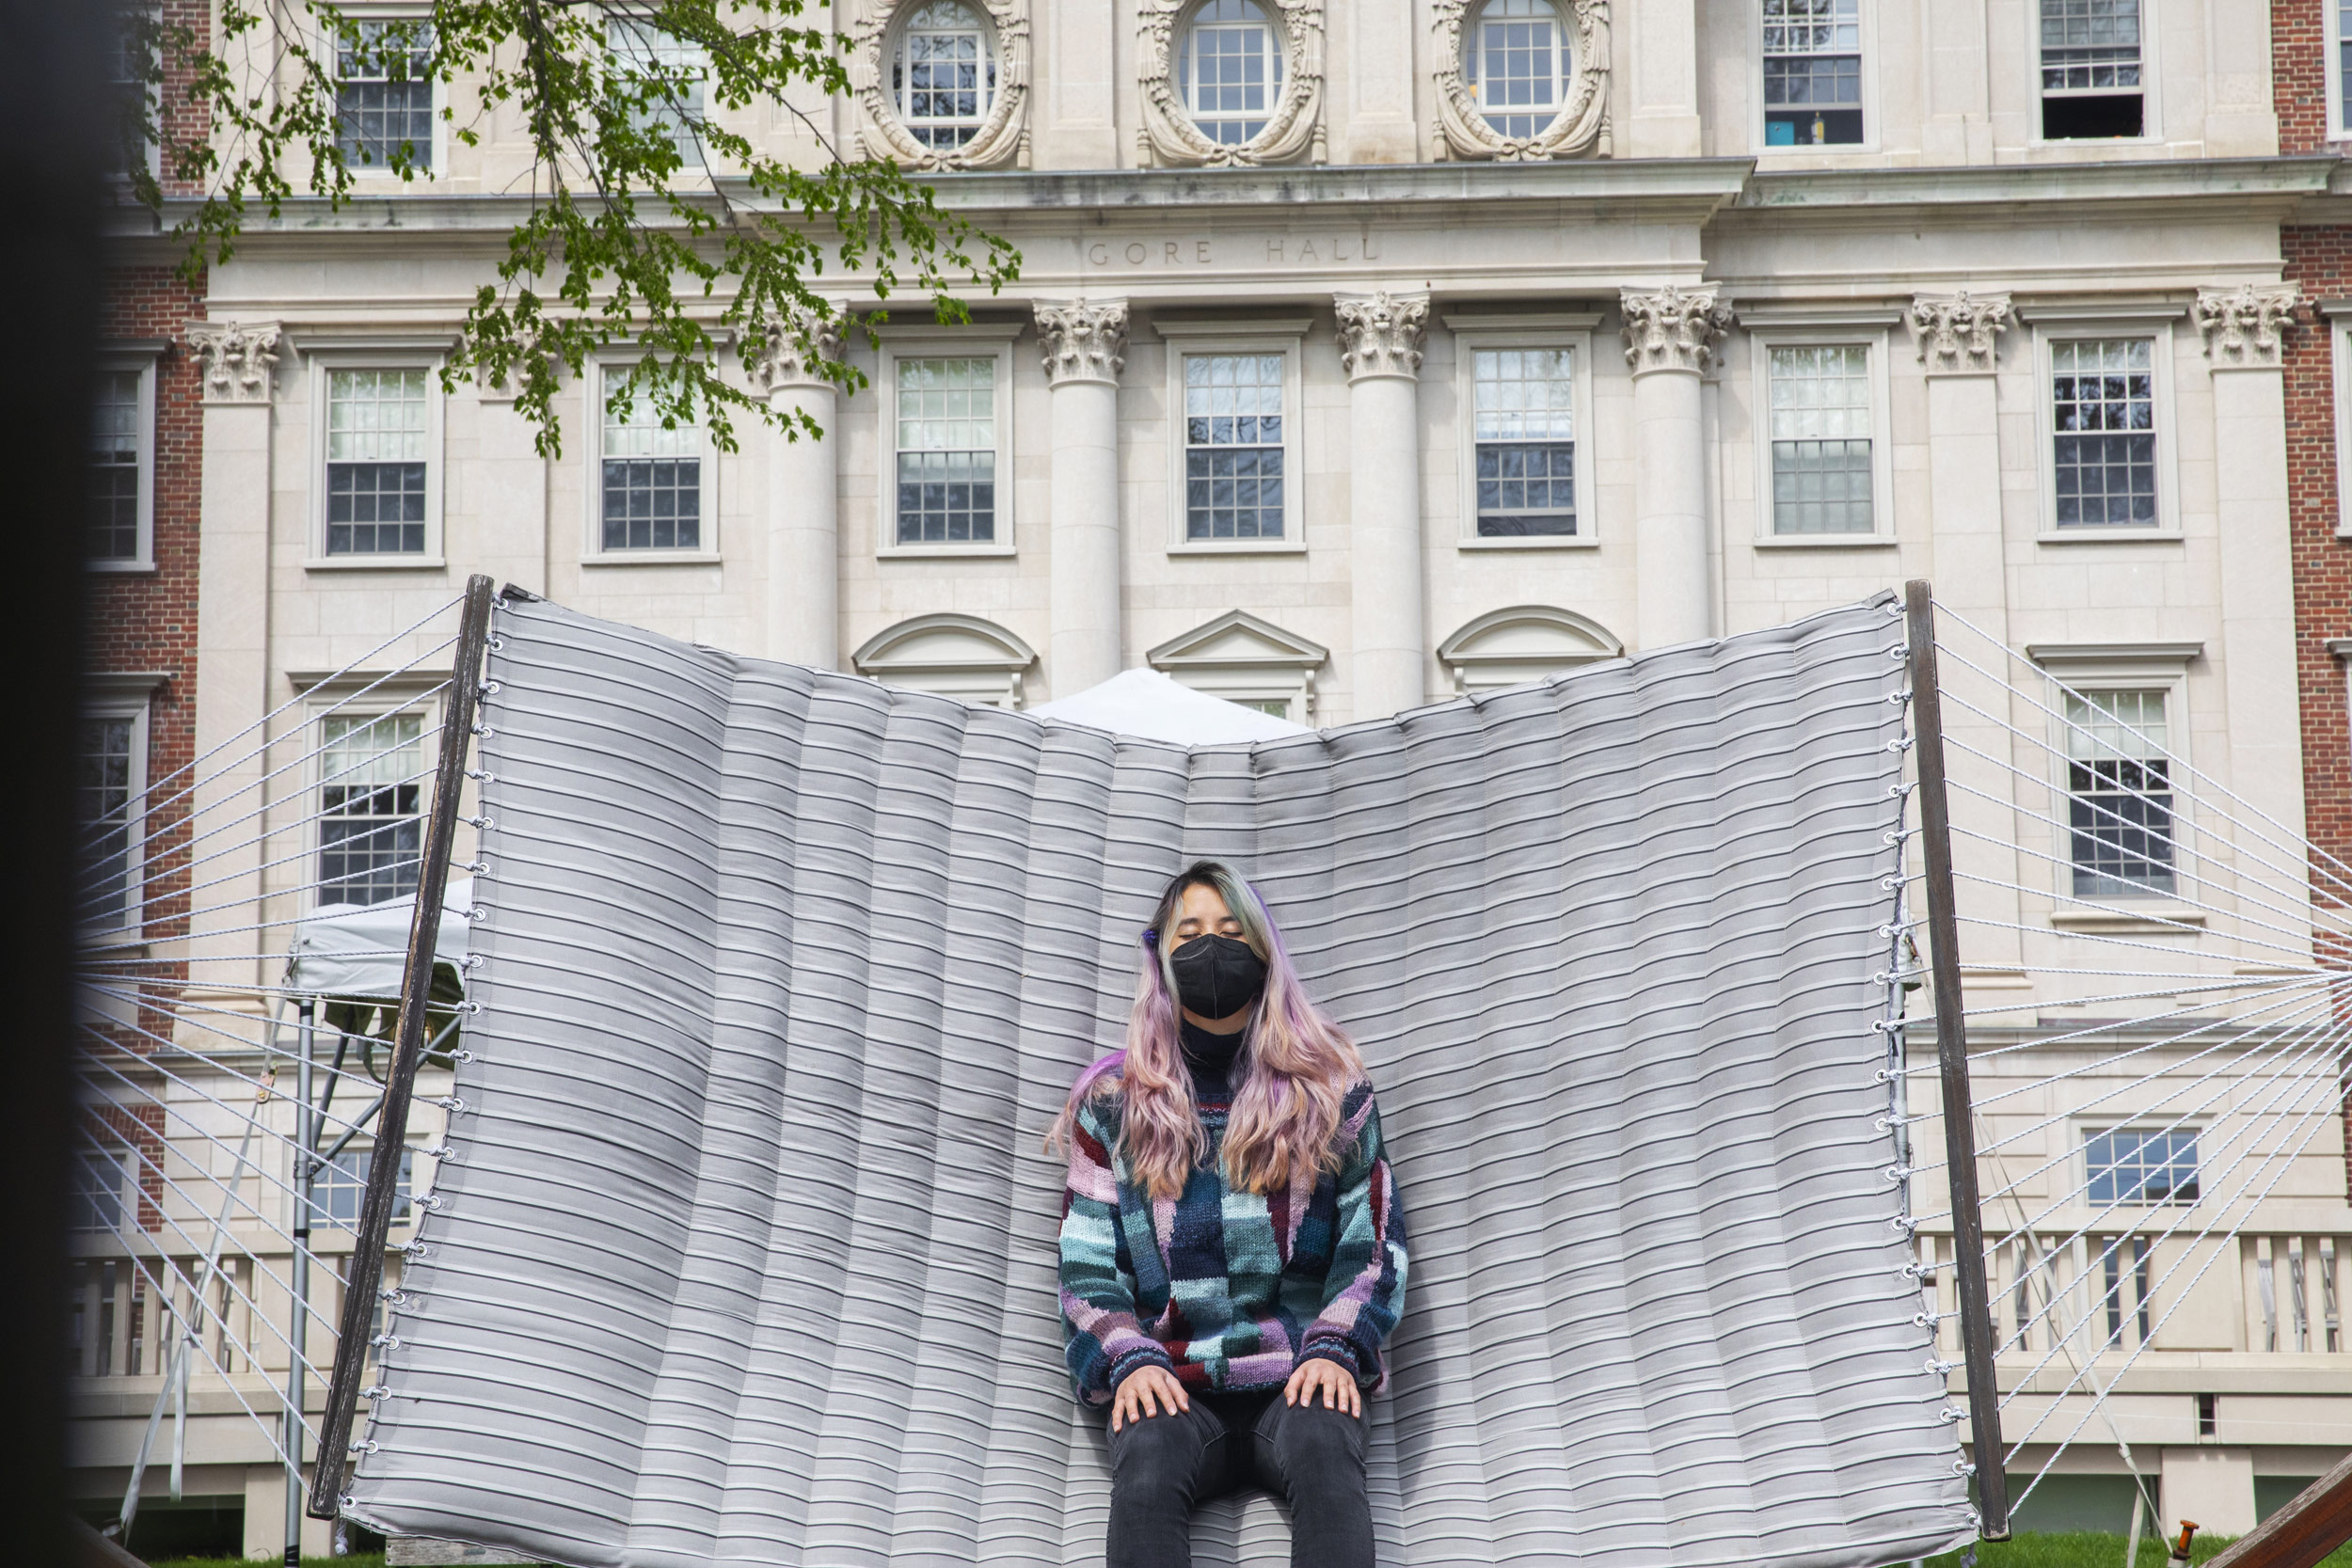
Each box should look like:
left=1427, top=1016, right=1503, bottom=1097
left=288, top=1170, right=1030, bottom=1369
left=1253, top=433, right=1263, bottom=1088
left=893, top=1, right=997, bottom=150
left=1465, top=0, right=1567, bottom=138
left=1179, top=0, right=1285, bottom=147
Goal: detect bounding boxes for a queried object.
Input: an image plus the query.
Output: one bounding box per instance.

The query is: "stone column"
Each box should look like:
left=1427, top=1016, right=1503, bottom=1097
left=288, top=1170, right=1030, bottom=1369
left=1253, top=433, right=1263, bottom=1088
left=1909, top=293, right=2029, bottom=1015
left=755, top=310, right=847, bottom=668
left=1036, top=299, right=1128, bottom=697
left=1621, top=286, right=1732, bottom=650
left=1335, top=292, right=1431, bottom=721
left=184, top=320, right=281, bottom=1015
left=2196, top=282, right=2311, bottom=940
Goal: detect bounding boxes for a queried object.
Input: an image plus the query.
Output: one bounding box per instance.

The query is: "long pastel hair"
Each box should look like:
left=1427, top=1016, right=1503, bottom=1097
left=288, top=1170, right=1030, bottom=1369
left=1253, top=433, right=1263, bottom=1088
left=1046, top=861, right=1364, bottom=1202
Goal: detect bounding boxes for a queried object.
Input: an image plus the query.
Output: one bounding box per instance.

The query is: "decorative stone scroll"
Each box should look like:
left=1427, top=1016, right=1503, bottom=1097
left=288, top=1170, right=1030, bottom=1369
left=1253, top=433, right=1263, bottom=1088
left=2194, top=283, right=2298, bottom=370
left=753, top=308, right=848, bottom=393
left=849, top=0, right=1030, bottom=171
left=1430, top=0, right=1610, bottom=161
left=1619, top=286, right=1733, bottom=375
left=186, top=320, right=282, bottom=404
left=1136, top=0, right=1324, bottom=167
left=1334, top=291, right=1429, bottom=381
left=1907, top=292, right=2013, bottom=375
left=1034, top=299, right=1129, bottom=387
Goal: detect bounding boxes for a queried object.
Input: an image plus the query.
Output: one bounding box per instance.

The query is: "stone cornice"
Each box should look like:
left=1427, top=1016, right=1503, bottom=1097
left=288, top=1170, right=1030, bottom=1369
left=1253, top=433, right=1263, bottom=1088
left=1739, top=155, right=2336, bottom=214
left=1033, top=298, right=1128, bottom=386
left=1332, top=292, right=1429, bottom=382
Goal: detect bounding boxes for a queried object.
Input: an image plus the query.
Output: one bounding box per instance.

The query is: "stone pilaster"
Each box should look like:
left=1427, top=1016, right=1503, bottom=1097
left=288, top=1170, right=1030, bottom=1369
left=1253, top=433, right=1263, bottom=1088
left=1620, top=286, right=1730, bottom=649
left=2194, top=282, right=2298, bottom=370
left=1335, top=292, right=1431, bottom=720
left=1036, top=299, right=1128, bottom=696
left=755, top=309, right=849, bottom=668
left=186, top=320, right=281, bottom=404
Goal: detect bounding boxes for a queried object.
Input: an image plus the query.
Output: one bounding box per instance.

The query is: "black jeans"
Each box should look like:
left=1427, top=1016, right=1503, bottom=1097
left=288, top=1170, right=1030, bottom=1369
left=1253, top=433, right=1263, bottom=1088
left=1104, top=1386, right=1374, bottom=1568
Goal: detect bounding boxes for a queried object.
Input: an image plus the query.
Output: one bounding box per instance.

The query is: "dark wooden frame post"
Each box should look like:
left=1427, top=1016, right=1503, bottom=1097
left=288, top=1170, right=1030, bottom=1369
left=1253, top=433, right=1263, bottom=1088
left=1904, top=579, right=2011, bottom=1540
left=308, top=574, right=497, bottom=1518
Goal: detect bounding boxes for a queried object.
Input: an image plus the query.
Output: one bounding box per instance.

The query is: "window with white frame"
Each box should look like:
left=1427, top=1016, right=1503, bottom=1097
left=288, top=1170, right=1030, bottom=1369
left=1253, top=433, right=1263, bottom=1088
left=88, top=368, right=150, bottom=563
left=892, top=2, right=996, bottom=150
left=319, top=712, right=423, bottom=906
left=336, top=19, right=436, bottom=171
left=2039, top=0, right=2143, bottom=139
left=608, top=16, right=706, bottom=162
left=1471, top=348, right=1576, bottom=537
left=311, top=1146, right=414, bottom=1228
left=1180, top=0, right=1285, bottom=146
left=1767, top=343, right=1873, bottom=535
left=895, top=356, right=997, bottom=545
left=78, top=707, right=144, bottom=931
left=2341, top=1, right=2352, bottom=136
left=1184, top=353, right=1286, bottom=540
left=71, top=1146, right=130, bottom=1232
left=2051, top=338, right=2157, bottom=529
left=1762, top=0, right=1862, bottom=146
left=325, top=368, right=431, bottom=555
left=2064, top=689, right=2175, bottom=898
left=1464, top=0, right=1569, bottom=139
left=2087, top=1127, right=2198, bottom=1205
left=104, top=8, right=158, bottom=181
left=600, top=386, right=704, bottom=551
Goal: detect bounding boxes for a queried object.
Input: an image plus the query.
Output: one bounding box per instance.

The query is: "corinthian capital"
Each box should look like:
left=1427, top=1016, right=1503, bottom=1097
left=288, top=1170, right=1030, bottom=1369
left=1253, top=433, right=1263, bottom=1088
left=1619, top=286, right=1734, bottom=375
left=2194, top=283, right=2298, bottom=369
left=1034, top=299, right=1129, bottom=387
left=1908, top=292, right=2013, bottom=375
left=753, top=308, right=848, bottom=395
left=1333, top=292, right=1430, bottom=382
left=186, top=320, right=281, bottom=404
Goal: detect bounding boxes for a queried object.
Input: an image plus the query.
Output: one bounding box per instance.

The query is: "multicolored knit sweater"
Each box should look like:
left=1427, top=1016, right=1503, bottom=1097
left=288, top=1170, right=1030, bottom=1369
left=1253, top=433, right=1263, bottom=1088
left=1057, top=1031, right=1409, bottom=1407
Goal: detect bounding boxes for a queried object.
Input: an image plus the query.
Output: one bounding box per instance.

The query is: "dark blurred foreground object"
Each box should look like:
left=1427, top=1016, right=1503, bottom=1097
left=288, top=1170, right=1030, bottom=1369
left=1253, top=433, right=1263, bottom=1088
left=0, top=0, right=105, bottom=1566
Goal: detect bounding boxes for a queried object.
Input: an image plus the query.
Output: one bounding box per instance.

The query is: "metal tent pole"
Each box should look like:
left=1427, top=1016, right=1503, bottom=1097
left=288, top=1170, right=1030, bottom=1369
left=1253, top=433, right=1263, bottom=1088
left=309, top=574, right=498, bottom=1520
left=1903, top=578, right=2010, bottom=1540
left=284, top=997, right=316, bottom=1566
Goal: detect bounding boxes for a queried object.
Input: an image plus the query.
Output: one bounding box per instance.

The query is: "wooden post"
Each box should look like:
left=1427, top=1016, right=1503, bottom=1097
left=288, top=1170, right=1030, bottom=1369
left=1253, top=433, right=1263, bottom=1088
left=308, top=575, right=496, bottom=1518
left=1905, top=579, right=2011, bottom=1540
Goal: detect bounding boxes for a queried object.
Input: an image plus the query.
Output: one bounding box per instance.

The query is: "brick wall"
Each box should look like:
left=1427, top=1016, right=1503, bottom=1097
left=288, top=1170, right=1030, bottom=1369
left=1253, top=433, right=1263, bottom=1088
left=2280, top=0, right=2330, bottom=152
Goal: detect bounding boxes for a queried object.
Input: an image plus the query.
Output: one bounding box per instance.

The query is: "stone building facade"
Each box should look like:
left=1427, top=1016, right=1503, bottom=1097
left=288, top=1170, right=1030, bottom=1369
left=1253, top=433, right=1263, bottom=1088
left=78, top=0, right=2352, bottom=1551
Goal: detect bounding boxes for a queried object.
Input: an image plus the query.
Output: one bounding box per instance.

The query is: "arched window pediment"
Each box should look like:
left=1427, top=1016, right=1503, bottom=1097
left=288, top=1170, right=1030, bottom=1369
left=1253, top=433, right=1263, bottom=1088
left=1431, top=0, right=1610, bottom=161
left=852, top=612, right=1039, bottom=707
left=1438, top=605, right=1623, bottom=693
left=1138, top=0, right=1325, bottom=168
left=851, top=0, right=1030, bottom=171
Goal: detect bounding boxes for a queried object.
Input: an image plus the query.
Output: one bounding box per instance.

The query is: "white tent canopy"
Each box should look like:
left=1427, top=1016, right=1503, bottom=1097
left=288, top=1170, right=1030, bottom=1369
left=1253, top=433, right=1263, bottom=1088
left=1027, top=667, right=1310, bottom=744
left=286, top=879, right=473, bottom=1000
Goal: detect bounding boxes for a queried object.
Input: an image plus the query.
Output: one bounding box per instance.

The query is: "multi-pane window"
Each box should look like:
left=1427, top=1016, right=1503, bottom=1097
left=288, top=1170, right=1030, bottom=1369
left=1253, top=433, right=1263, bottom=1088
left=1180, top=0, right=1285, bottom=146
left=71, top=1147, right=128, bottom=1232
left=1767, top=344, right=1873, bottom=535
left=2342, top=2, right=2352, bottom=135
left=336, top=20, right=435, bottom=171
left=2087, top=1128, right=2199, bottom=1205
left=105, top=8, right=153, bottom=180
left=319, top=713, right=423, bottom=906
left=2065, top=689, right=2175, bottom=897
left=88, top=371, right=144, bottom=562
left=895, top=357, right=997, bottom=545
left=2052, top=339, right=2156, bottom=529
left=312, top=1147, right=414, bottom=1229
left=80, top=714, right=137, bottom=930
left=893, top=2, right=995, bottom=150
left=1762, top=0, right=1862, bottom=146
left=601, top=389, right=702, bottom=551
left=608, top=18, right=706, bottom=161
left=326, top=369, right=430, bottom=555
left=1467, top=0, right=1567, bottom=138
left=1184, top=353, right=1285, bottom=541
left=2040, top=0, right=2143, bottom=139
left=1472, top=348, right=1575, bottom=537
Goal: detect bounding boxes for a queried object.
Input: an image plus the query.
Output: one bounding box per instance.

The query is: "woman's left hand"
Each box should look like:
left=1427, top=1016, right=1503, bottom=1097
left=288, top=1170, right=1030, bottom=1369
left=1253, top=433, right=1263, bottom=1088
left=1284, top=1356, right=1360, bottom=1417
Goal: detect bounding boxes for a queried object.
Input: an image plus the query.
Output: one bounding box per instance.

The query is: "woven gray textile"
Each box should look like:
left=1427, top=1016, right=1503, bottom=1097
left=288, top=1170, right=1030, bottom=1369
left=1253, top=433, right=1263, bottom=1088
left=346, top=592, right=1974, bottom=1568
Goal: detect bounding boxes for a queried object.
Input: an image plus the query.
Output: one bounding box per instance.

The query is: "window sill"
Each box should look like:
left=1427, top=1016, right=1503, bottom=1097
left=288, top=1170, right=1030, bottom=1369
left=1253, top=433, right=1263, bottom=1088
left=2049, top=904, right=2207, bottom=935
left=303, top=555, right=448, bottom=572
left=1168, top=540, right=1307, bottom=557
left=580, top=549, right=723, bottom=568
left=877, top=542, right=1016, bottom=560
left=85, top=558, right=157, bottom=575
left=1457, top=535, right=1598, bottom=551
left=2035, top=528, right=2180, bottom=546
left=1751, top=533, right=1898, bottom=550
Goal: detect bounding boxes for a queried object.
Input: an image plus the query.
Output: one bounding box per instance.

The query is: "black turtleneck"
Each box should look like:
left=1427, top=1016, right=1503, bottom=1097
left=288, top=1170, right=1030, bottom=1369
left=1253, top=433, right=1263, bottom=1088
left=1179, top=1016, right=1247, bottom=1093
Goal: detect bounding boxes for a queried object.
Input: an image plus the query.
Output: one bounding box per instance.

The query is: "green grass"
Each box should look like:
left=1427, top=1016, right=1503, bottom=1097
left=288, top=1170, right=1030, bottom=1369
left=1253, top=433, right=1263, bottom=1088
left=1918, top=1531, right=2352, bottom=1568
left=148, top=1557, right=386, bottom=1568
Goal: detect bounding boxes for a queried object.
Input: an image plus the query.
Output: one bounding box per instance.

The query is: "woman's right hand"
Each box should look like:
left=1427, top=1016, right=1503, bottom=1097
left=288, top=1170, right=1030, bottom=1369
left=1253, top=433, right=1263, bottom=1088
left=1110, top=1364, right=1190, bottom=1433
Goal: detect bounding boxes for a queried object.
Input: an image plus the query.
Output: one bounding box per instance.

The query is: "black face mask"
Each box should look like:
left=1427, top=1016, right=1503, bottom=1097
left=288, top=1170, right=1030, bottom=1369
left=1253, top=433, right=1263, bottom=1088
left=1169, top=933, right=1267, bottom=1019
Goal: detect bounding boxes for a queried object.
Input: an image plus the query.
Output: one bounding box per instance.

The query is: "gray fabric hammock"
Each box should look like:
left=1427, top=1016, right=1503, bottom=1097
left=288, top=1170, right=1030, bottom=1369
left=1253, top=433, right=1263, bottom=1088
left=345, top=591, right=1975, bottom=1568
